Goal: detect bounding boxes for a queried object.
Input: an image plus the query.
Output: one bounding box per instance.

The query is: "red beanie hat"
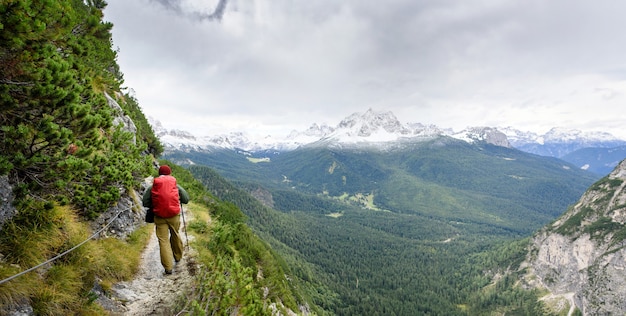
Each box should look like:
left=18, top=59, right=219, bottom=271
left=158, top=165, right=171, bottom=175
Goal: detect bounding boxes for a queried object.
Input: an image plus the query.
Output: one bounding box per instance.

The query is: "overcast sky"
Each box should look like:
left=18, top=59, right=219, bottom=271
left=103, top=0, right=626, bottom=139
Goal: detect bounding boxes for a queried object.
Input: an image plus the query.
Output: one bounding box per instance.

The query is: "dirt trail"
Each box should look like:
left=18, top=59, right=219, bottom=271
left=106, top=211, right=197, bottom=315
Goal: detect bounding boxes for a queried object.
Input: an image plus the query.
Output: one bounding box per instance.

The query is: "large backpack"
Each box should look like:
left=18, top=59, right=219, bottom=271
left=151, top=175, right=181, bottom=218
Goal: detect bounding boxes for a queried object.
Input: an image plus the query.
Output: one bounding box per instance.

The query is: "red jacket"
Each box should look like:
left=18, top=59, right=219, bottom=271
left=151, top=175, right=181, bottom=218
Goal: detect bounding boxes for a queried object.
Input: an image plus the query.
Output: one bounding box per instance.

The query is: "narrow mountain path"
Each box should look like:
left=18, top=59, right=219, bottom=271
left=108, top=210, right=198, bottom=315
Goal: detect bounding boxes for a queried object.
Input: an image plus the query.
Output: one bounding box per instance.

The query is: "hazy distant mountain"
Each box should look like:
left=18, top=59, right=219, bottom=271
left=561, top=145, right=626, bottom=175
left=497, top=126, right=626, bottom=175
left=500, top=126, right=626, bottom=158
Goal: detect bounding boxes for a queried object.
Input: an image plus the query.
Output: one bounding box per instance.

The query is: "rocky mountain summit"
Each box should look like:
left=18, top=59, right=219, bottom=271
left=521, top=159, right=626, bottom=314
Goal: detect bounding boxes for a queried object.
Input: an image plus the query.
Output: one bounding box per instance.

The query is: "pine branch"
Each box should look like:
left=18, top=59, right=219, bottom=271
left=0, top=79, right=35, bottom=86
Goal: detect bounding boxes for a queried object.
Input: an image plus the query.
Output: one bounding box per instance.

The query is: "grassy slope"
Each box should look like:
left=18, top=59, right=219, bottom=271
left=0, top=203, right=153, bottom=315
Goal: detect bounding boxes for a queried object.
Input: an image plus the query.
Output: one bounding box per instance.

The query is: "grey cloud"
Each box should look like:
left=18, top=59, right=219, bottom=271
left=150, top=0, right=228, bottom=21
left=149, top=0, right=182, bottom=13
left=192, top=0, right=228, bottom=21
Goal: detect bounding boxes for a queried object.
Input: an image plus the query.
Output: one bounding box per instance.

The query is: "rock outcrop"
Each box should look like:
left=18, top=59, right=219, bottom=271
left=460, top=126, right=512, bottom=148
left=106, top=92, right=138, bottom=144
left=0, top=176, right=15, bottom=231
left=521, top=159, right=626, bottom=315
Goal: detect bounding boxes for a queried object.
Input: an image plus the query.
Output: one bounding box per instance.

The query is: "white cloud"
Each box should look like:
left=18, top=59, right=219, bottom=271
left=104, top=0, right=626, bottom=139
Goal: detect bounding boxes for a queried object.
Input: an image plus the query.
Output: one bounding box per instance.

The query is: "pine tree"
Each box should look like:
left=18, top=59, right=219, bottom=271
left=0, top=0, right=152, bottom=217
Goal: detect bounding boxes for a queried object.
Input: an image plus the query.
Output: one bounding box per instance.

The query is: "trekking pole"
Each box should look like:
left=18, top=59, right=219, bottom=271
left=180, top=201, right=190, bottom=250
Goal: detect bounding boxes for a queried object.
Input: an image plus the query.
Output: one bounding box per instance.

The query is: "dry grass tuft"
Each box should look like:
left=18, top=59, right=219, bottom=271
left=0, top=203, right=154, bottom=314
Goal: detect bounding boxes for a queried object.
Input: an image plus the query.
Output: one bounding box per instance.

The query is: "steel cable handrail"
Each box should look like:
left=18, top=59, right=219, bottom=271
left=0, top=204, right=136, bottom=285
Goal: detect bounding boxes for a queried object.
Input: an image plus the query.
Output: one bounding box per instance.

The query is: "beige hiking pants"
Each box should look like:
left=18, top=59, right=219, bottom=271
left=154, top=214, right=183, bottom=271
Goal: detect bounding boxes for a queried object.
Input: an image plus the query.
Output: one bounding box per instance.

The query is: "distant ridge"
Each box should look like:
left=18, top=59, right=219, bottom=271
left=151, top=109, right=626, bottom=174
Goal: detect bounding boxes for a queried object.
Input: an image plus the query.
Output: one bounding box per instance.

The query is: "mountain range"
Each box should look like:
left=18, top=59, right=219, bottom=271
left=153, top=109, right=626, bottom=175
left=159, top=108, right=607, bottom=314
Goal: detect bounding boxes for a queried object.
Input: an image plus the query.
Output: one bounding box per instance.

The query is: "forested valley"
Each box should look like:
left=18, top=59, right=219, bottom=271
left=186, top=153, right=595, bottom=315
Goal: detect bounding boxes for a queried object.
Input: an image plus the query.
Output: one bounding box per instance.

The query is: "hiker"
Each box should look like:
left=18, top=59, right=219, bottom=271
left=142, top=165, right=190, bottom=275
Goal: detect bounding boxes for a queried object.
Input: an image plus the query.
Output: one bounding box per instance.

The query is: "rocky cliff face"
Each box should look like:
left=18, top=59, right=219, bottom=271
left=521, top=159, right=626, bottom=315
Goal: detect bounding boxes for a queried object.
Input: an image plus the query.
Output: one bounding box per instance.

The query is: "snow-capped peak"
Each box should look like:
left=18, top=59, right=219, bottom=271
left=451, top=127, right=511, bottom=148
left=150, top=111, right=625, bottom=154
left=543, top=127, right=619, bottom=143
left=336, top=108, right=411, bottom=136
left=498, top=126, right=623, bottom=147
